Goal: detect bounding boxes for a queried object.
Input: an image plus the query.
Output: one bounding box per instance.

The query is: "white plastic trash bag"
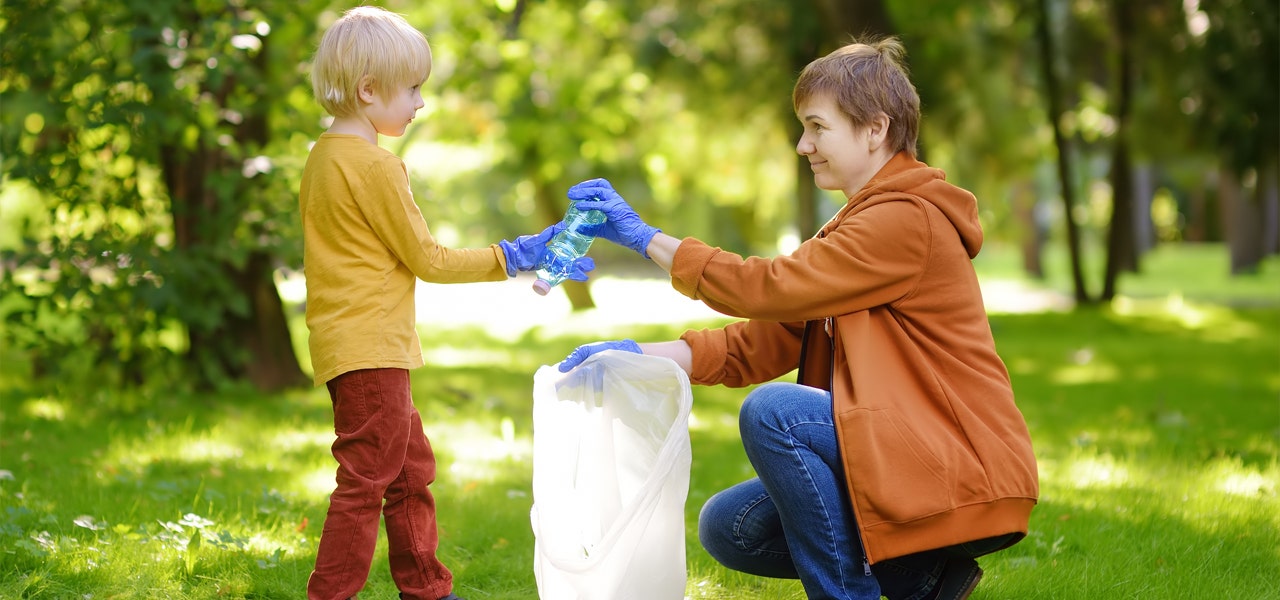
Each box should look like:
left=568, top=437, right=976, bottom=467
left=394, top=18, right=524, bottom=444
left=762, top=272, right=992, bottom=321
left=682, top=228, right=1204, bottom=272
left=531, top=350, right=693, bottom=600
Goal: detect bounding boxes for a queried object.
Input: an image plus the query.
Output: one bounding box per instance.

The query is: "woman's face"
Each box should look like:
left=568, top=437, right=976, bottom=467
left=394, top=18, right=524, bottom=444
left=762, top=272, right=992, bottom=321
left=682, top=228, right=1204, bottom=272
left=795, top=93, right=882, bottom=198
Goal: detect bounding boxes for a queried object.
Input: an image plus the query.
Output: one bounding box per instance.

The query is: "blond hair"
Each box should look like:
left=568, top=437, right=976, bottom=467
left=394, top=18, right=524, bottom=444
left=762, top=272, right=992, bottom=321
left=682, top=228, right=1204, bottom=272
left=311, top=6, right=432, bottom=118
left=792, top=37, right=920, bottom=157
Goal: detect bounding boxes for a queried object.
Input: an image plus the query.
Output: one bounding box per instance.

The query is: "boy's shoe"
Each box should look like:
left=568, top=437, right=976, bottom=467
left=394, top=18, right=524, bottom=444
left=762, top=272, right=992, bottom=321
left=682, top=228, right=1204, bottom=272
left=925, top=557, right=982, bottom=600
left=395, top=595, right=465, bottom=600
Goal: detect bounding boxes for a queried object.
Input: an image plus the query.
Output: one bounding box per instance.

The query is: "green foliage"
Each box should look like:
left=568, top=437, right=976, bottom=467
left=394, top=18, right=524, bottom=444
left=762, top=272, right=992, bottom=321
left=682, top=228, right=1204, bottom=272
left=405, top=0, right=808, bottom=257
left=895, top=1, right=1048, bottom=210
left=2, top=0, right=1275, bottom=386
left=1193, top=0, right=1280, bottom=171
left=0, top=0, right=327, bottom=390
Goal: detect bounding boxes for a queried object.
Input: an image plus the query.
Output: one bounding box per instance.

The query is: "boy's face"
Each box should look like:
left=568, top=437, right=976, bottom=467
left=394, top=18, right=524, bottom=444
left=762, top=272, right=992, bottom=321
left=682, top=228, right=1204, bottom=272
left=795, top=93, right=880, bottom=198
left=366, top=78, right=427, bottom=138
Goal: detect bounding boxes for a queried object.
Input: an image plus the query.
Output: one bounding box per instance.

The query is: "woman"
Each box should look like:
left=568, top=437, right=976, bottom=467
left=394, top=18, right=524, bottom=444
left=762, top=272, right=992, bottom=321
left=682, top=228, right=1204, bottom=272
left=558, top=37, right=1038, bottom=600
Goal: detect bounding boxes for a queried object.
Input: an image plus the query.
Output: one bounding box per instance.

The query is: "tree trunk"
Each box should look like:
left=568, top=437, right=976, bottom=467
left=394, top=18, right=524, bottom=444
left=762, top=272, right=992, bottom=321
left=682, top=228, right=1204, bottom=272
left=158, top=23, right=307, bottom=390
left=231, top=253, right=309, bottom=390
left=162, top=139, right=224, bottom=389
left=1260, top=161, right=1279, bottom=256
left=815, top=0, right=894, bottom=39
left=1220, top=164, right=1266, bottom=274
left=1013, top=180, right=1046, bottom=279
left=1102, top=144, right=1136, bottom=301
left=1134, top=165, right=1157, bottom=254
left=1185, top=176, right=1210, bottom=242
left=1035, top=0, right=1092, bottom=304
left=1102, top=0, right=1137, bottom=302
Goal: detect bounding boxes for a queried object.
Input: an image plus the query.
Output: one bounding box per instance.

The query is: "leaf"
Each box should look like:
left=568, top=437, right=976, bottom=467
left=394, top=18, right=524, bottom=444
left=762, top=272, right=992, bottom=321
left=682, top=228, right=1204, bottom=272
left=179, top=513, right=215, bottom=529
left=184, top=531, right=201, bottom=575
left=73, top=515, right=105, bottom=531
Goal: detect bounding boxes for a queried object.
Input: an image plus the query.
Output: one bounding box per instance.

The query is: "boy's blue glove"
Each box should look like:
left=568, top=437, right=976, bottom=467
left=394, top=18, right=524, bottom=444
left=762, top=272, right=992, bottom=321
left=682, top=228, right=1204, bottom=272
left=499, top=222, right=596, bottom=279
left=558, top=339, right=642, bottom=373
left=567, top=178, right=660, bottom=259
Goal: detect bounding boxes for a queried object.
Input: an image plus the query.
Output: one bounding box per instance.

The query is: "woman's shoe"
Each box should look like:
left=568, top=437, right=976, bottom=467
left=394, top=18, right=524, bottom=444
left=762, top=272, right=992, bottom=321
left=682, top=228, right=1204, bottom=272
left=925, top=557, right=982, bottom=600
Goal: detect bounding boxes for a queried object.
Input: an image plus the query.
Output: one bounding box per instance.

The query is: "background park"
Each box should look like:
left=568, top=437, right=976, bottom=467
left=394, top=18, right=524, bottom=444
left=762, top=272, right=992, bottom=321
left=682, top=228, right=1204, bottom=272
left=1, top=0, right=1277, bottom=598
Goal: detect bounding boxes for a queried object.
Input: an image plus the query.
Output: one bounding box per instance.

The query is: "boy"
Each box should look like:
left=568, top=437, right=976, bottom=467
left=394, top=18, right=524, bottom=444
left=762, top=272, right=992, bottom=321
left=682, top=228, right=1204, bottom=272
left=300, top=7, right=590, bottom=600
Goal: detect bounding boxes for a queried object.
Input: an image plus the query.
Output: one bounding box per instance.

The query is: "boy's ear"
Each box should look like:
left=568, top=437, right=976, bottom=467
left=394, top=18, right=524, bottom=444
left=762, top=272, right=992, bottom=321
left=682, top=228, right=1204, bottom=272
left=356, top=75, right=378, bottom=104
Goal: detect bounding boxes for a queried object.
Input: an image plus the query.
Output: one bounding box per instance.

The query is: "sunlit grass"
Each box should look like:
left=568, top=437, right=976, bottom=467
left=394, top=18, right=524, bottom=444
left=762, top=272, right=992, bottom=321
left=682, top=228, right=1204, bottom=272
left=981, top=447, right=1279, bottom=598
left=1, top=244, right=1277, bottom=599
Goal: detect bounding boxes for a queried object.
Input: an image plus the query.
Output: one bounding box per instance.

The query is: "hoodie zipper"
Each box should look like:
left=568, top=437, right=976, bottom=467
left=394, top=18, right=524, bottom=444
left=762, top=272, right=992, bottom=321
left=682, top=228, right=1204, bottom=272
left=810, top=227, right=873, bottom=577
left=823, top=315, right=873, bottom=577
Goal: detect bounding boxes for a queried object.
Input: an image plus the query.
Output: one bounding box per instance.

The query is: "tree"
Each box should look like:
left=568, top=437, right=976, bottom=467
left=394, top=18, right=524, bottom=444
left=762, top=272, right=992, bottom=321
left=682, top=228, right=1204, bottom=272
left=5, top=0, right=1273, bottom=391
left=1194, top=0, right=1280, bottom=273
left=1, top=0, right=327, bottom=390
left=1101, top=0, right=1138, bottom=301
left=1034, top=0, right=1093, bottom=303
left=418, top=0, right=820, bottom=281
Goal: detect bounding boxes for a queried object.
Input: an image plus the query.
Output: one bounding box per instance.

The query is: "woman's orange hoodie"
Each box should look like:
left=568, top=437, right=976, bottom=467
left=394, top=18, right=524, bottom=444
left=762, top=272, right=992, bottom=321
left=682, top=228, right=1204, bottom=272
left=674, top=152, right=1038, bottom=564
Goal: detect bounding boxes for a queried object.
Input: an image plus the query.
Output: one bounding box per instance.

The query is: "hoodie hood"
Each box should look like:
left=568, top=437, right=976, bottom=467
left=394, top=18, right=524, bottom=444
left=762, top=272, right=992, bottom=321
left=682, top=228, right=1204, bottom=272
left=834, top=152, right=984, bottom=259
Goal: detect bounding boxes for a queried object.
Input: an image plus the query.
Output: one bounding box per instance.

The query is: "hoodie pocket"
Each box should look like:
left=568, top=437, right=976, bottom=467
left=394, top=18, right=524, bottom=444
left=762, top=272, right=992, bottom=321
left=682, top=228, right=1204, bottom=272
left=839, top=408, right=953, bottom=524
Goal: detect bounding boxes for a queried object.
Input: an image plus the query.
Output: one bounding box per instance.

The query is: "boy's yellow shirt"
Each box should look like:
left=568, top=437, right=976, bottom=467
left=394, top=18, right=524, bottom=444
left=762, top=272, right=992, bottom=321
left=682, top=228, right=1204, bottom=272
left=300, top=133, right=507, bottom=386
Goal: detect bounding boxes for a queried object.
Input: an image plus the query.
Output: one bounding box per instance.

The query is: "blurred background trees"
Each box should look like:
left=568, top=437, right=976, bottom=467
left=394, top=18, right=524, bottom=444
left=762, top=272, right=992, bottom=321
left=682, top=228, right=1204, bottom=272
left=2, top=0, right=1276, bottom=392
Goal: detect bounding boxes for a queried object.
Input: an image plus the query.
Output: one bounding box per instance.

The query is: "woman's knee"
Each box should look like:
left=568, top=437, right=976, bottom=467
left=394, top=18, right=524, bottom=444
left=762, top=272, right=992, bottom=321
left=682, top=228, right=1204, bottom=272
left=740, top=382, right=828, bottom=451
left=697, top=490, right=735, bottom=554
left=698, top=486, right=797, bottom=578
left=738, top=382, right=791, bottom=433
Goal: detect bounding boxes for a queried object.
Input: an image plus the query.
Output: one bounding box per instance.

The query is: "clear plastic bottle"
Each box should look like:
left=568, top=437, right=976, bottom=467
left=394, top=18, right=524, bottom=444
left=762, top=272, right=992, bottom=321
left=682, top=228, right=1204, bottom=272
left=532, top=204, right=606, bottom=296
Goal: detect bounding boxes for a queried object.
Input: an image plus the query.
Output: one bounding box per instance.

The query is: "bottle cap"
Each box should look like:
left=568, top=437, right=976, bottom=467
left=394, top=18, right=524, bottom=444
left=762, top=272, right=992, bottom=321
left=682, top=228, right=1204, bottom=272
left=532, top=279, right=552, bottom=296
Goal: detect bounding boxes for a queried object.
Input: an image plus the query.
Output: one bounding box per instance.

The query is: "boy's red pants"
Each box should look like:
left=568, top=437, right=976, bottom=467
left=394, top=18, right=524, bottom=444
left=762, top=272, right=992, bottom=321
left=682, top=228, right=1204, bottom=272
left=307, top=368, right=453, bottom=600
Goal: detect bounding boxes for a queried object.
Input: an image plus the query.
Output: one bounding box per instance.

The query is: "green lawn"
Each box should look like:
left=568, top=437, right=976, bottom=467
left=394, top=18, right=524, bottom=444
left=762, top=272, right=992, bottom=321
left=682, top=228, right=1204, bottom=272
left=1, top=244, right=1277, bottom=599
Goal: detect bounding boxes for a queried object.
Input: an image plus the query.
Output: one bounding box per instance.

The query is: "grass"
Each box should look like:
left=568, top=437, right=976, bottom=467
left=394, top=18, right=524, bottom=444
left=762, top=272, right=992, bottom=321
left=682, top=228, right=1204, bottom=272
left=1, top=243, right=1278, bottom=599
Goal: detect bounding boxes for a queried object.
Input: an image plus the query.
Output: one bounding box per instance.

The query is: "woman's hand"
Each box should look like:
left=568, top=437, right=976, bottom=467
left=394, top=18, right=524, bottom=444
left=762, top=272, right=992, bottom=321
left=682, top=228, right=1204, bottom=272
left=568, top=178, right=661, bottom=258
left=557, top=339, right=643, bottom=372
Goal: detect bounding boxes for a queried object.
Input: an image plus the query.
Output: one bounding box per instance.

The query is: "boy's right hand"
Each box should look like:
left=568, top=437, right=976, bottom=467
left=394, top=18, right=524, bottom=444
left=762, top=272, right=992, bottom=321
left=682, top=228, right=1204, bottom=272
left=499, top=223, right=595, bottom=279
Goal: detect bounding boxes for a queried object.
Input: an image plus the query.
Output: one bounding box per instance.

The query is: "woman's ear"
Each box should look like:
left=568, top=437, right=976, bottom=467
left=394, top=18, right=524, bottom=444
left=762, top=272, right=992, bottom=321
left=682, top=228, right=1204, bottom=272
left=867, top=113, right=891, bottom=152
left=356, top=75, right=378, bottom=104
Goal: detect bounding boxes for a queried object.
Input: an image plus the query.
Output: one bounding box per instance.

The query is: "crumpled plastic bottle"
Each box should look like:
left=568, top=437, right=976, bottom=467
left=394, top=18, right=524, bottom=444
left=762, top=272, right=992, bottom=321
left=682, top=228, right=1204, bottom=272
left=532, top=203, right=606, bottom=296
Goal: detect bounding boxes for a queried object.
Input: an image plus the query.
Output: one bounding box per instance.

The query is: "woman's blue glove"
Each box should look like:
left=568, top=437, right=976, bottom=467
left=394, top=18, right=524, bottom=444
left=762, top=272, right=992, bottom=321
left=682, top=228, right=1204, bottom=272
left=499, top=222, right=596, bottom=279
left=567, top=178, right=660, bottom=259
left=557, top=339, right=642, bottom=373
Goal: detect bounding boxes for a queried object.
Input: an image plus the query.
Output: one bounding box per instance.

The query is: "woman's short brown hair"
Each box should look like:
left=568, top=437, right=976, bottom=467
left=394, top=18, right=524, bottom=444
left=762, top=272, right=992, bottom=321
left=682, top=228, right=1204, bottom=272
left=792, top=37, right=920, bottom=157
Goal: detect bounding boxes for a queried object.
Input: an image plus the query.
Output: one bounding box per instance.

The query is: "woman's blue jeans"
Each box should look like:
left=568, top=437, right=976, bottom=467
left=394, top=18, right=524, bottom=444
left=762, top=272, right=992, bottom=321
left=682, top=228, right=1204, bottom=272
left=697, top=382, right=1008, bottom=600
